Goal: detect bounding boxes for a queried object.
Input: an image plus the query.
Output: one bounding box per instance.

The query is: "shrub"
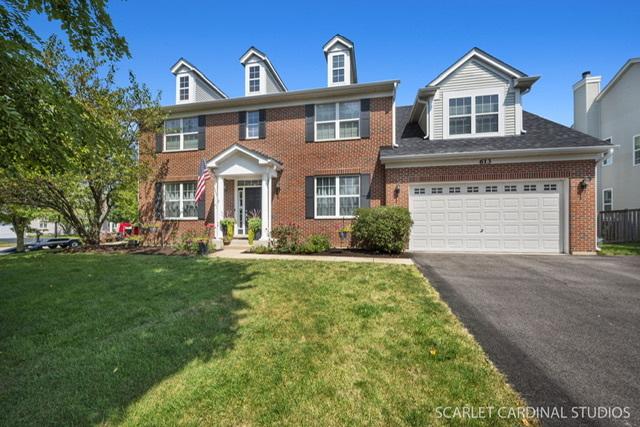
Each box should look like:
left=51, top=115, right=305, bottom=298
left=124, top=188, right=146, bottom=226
left=172, top=231, right=209, bottom=254
left=351, top=206, right=413, bottom=254
left=300, top=234, right=331, bottom=254
left=270, top=224, right=302, bottom=253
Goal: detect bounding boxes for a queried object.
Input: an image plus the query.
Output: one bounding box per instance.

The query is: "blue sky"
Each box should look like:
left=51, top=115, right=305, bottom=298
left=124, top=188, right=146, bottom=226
left=30, top=0, right=639, bottom=125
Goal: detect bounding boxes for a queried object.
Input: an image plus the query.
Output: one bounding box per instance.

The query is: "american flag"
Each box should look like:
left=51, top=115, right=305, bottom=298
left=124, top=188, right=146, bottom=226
left=195, top=159, right=210, bottom=202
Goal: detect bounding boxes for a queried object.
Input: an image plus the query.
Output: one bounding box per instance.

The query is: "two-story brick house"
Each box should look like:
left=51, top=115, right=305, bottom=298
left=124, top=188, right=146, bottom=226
left=140, top=36, right=611, bottom=254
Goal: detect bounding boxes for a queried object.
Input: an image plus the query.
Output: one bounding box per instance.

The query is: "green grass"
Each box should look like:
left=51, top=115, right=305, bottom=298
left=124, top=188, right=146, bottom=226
left=0, top=253, right=532, bottom=426
left=0, top=242, right=14, bottom=248
left=599, top=242, right=640, bottom=256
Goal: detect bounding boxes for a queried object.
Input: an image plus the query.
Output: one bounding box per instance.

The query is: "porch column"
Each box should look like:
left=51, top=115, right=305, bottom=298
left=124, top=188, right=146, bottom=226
left=260, top=173, right=270, bottom=240
left=214, top=175, right=224, bottom=239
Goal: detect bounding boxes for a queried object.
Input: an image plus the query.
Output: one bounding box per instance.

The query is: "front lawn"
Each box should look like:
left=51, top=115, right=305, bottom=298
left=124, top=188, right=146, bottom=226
left=599, top=242, right=640, bottom=256
left=0, top=253, right=531, bottom=426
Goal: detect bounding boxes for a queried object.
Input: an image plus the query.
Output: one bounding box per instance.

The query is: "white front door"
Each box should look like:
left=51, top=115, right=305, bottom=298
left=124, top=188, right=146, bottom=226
left=409, top=180, right=563, bottom=253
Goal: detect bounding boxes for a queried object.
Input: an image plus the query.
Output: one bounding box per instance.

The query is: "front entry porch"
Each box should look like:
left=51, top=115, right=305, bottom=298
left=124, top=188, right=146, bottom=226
left=207, top=144, right=282, bottom=242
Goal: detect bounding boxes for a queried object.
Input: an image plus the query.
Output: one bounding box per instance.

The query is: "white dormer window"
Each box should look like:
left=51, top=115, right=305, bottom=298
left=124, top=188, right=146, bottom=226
left=179, top=75, right=189, bottom=101
left=444, top=90, right=503, bottom=138
left=449, top=97, right=471, bottom=135
left=249, top=65, right=260, bottom=93
left=332, top=54, right=345, bottom=84
left=475, top=95, right=499, bottom=133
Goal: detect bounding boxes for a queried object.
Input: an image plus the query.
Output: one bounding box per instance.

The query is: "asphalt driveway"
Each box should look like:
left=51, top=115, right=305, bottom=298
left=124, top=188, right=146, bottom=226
left=413, top=254, right=640, bottom=427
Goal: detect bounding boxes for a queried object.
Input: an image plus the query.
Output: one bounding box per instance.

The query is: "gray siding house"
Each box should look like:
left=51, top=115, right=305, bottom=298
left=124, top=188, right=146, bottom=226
left=573, top=59, right=640, bottom=211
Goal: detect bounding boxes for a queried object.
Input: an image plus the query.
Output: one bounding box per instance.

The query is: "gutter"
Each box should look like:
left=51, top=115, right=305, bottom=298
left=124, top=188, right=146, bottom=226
left=380, top=145, right=615, bottom=164
left=163, top=80, right=400, bottom=114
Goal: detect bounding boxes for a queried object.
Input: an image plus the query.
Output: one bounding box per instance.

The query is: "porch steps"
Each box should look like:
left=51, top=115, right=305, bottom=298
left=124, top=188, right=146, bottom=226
left=226, top=239, right=251, bottom=250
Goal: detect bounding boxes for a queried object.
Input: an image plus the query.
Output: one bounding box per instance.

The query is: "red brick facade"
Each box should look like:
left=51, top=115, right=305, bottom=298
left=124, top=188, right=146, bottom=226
left=384, top=160, right=597, bottom=253
left=139, top=96, right=393, bottom=246
left=140, top=97, right=597, bottom=253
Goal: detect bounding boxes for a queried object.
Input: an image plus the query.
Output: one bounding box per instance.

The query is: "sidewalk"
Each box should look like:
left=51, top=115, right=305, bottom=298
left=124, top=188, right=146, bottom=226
left=209, top=241, right=413, bottom=265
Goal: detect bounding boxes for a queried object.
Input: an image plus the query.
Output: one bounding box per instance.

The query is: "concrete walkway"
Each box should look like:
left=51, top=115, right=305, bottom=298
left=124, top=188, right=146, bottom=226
left=209, top=241, right=413, bottom=264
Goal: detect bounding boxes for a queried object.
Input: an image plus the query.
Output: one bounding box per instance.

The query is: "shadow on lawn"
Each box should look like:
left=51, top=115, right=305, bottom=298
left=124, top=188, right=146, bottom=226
left=0, top=254, right=255, bottom=426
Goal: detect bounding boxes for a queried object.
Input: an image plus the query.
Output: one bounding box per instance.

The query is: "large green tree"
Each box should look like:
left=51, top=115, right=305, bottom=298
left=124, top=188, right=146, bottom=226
left=1, top=40, right=162, bottom=244
left=0, top=203, right=41, bottom=252
left=1, top=0, right=130, bottom=174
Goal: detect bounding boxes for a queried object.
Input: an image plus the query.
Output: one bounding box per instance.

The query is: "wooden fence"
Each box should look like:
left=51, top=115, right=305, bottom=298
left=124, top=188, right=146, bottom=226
left=598, top=209, right=640, bottom=243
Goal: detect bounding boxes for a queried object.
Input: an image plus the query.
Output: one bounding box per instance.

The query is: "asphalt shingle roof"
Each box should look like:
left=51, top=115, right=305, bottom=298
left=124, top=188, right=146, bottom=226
left=381, top=105, right=611, bottom=158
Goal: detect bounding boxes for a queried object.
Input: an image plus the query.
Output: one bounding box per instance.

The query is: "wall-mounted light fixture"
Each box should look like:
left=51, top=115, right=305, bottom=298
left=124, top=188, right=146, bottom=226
left=579, top=176, right=592, bottom=191
left=394, top=183, right=401, bottom=199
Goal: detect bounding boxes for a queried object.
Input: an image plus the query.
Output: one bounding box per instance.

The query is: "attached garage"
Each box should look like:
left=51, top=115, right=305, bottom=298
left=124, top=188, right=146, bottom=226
left=408, top=180, right=566, bottom=253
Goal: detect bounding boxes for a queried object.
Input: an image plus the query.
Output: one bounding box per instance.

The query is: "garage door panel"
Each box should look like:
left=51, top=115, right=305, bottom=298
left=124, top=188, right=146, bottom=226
left=410, top=181, right=562, bottom=253
left=447, top=199, right=463, bottom=208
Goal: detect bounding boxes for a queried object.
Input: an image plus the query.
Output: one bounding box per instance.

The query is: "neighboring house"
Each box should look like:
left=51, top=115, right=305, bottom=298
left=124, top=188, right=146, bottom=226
left=140, top=36, right=611, bottom=254
left=572, top=59, right=640, bottom=211
left=0, top=218, right=68, bottom=240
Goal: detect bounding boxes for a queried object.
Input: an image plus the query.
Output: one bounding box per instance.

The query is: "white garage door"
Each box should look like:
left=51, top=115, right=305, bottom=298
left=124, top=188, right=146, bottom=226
left=409, top=181, right=564, bottom=253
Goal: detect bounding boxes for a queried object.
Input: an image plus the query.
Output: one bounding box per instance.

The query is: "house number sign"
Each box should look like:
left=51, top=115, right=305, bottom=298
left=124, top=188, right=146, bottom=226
left=479, top=158, right=492, bottom=164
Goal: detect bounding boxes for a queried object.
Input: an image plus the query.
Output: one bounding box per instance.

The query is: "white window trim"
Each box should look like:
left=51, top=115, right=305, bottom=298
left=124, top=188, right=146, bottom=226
left=246, top=111, right=260, bottom=139
left=602, top=188, right=613, bottom=211
left=164, top=117, right=199, bottom=152
left=163, top=182, right=198, bottom=220
left=633, top=134, right=640, bottom=167
left=248, top=65, right=261, bottom=94
left=175, top=72, right=194, bottom=104
left=314, top=175, right=360, bottom=219
left=314, top=102, right=360, bottom=142
left=602, top=137, right=613, bottom=166
left=332, top=54, right=346, bottom=84
left=178, top=75, right=190, bottom=101
left=443, top=88, right=505, bottom=139
left=327, top=50, right=351, bottom=87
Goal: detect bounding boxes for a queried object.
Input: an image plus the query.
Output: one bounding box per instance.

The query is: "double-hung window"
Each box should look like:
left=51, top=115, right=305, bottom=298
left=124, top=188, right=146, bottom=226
left=179, top=76, right=189, bottom=101
left=315, top=176, right=360, bottom=218
left=164, top=117, right=199, bottom=151
left=603, top=189, right=613, bottom=211
left=249, top=65, right=260, bottom=93
left=475, top=95, right=499, bottom=133
left=315, top=101, right=360, bottom=141
left=332, top=54, right=345, bottom=84
left=449, top=97, right=472, bottom=135
left=164, top=182, right=197, bottom=219
left=246, top=111, right=259, bottom=139
left=448, top=93, right=499, bottom=136
left=634, top=135, right=640, bottom=166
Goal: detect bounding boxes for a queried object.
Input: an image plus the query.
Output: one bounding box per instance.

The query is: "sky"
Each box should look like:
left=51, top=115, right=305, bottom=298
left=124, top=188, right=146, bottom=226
left=29, top=0, right=640, bottom=126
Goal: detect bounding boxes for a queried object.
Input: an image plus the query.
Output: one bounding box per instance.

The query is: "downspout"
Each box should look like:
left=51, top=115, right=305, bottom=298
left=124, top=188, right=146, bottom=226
left=392, top=81, right=398, bottom=147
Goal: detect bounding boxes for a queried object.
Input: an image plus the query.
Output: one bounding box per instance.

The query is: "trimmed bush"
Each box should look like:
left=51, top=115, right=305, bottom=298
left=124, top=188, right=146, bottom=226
left=300, top=234, right=331, bottom=254
left=351, top=206, right=413, bottom=254
left=271, top=224, right=302, bottom=253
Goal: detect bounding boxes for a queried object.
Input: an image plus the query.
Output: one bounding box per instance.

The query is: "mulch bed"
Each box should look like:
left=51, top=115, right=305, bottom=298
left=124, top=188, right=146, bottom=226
left=248, top=248, right=411, bottom=258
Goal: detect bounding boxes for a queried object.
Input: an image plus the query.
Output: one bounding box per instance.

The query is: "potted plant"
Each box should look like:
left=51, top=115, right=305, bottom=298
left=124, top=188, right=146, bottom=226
left=220, top=218, right=235, bottom=244
left=196, top=237, right=209, bottom=255
left=338, top=224, right=352, bottom=241
left=247, top=216, right=262, bottom=245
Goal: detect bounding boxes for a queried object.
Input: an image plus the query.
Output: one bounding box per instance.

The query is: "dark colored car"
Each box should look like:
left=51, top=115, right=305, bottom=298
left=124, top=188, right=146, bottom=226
left=27, top=238, right=82, bottom=250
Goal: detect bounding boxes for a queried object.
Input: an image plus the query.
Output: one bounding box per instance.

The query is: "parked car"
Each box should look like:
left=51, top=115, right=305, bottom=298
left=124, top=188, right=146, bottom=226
left=26, top=238, right=82, bottom=250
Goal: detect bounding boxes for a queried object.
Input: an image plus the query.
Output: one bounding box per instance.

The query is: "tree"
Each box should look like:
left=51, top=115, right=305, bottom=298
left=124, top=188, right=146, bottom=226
left=0, top=40, right=163, bottom=244
left=0, top=203, right=41, bottom=252
left=0, top=0, right=129, bottom=173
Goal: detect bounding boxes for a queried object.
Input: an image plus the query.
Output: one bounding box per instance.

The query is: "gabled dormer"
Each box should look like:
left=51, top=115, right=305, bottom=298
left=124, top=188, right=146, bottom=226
left=409, top=48, right=539, bottom=140
left=323, top=34, right=357, bottom=87
left=239, top=47, right=287, bottom=97
left=170, top=58, right=228, bottom=104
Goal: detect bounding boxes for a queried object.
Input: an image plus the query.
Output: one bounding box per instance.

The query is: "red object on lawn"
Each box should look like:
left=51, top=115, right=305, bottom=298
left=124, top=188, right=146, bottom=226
left=117, top=222, right=131, bottom=234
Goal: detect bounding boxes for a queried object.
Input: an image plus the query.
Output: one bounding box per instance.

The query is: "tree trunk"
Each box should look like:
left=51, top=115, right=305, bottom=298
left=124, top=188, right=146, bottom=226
left=11, top=216, right=27, bottom=253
